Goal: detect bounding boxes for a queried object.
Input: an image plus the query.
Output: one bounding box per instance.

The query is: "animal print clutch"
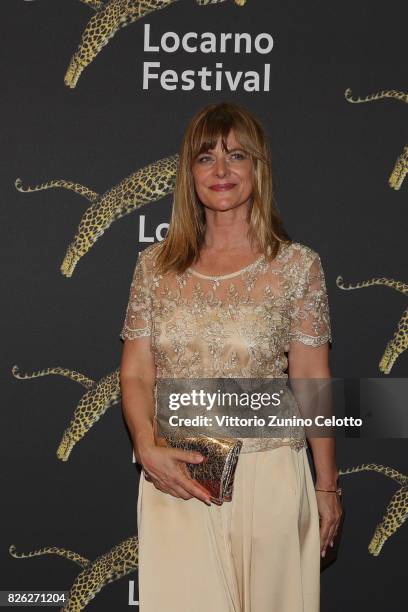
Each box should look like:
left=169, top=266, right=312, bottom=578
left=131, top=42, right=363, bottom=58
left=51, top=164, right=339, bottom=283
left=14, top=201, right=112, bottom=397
left=144, top=432, right=243, bottom=506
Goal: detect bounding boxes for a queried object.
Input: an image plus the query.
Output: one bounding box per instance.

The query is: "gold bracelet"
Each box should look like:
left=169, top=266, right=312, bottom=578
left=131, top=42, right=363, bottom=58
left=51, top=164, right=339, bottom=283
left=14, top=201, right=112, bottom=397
left=315, top=487, right=342, bottom=495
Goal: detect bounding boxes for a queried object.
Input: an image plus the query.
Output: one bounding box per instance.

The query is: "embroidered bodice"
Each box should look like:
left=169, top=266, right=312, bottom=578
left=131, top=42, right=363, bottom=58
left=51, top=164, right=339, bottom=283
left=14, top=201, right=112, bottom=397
left=120, top=240, right=332, bottom=453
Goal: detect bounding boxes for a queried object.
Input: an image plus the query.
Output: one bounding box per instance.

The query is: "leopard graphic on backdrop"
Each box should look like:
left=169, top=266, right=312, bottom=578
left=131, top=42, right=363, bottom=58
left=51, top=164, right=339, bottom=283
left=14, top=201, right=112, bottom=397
left=389, top=144, right=408, bottom=189
left=15, top=154, right=178, bottom=277
left=336, top=275, right=408, bottom=374
left=12, top=364, right=122, bottom=461
left=9, top=535, right=138, bottom=612
left=65, top=0, right=247, bottom=88
left=344, top=88, right=408, bottom=190
left=339, top=463, right=408, bottom=556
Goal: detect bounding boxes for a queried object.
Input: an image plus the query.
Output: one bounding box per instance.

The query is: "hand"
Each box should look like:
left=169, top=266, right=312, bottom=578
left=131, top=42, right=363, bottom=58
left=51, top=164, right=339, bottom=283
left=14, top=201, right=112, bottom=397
left=315, top=490, right=343, bottom=558
left=139, top=440, right=212, bottom=506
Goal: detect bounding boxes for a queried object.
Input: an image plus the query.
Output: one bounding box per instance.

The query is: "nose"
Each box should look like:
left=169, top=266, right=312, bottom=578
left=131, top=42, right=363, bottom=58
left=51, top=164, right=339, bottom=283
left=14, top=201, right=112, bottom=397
left=214, top=156, right=229, bottom=178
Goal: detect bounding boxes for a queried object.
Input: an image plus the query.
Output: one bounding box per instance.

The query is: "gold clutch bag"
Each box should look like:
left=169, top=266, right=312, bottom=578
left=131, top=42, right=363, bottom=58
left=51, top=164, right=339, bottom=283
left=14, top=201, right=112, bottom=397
left=144, top=431, right=243, bottom=506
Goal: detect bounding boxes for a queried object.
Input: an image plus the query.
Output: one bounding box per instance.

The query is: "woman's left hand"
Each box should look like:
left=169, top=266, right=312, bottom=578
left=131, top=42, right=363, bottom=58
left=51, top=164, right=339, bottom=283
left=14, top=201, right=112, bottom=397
left=316, top=490, right=343, bottom=558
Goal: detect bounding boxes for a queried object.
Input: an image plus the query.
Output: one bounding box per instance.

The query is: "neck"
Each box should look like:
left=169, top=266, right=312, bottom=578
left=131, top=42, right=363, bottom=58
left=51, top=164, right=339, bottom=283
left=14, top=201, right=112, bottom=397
left=201, top=203, right=254, bottom=252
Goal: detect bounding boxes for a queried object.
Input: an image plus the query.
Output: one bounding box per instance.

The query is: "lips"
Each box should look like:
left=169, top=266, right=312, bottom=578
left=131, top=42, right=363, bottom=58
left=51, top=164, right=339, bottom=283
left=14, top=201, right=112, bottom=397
left=209, top=183, right=236, bottom=191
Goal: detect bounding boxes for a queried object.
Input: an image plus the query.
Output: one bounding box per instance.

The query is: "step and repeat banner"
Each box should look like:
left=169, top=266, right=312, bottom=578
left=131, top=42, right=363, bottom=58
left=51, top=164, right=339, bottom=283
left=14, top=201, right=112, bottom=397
left=1, top=0, right=407, bottom=610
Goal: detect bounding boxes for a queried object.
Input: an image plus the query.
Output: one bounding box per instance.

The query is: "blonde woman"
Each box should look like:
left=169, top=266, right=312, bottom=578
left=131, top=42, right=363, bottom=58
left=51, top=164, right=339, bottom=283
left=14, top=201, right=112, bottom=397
left=119, top=102, right=342, bottom=611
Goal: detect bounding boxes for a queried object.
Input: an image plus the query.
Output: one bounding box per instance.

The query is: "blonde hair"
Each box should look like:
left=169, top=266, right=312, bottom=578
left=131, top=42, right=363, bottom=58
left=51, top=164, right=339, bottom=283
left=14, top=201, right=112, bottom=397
left=155, top=101, right=290, bottom=274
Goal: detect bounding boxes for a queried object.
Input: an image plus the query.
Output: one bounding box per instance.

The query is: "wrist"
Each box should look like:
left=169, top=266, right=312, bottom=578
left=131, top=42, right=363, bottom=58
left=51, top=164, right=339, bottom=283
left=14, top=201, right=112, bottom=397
left=315, top=471, right=339, bottom=490
left=136, top=443, right=157, bottom=468
left=133, top=429, right=156, bottom=462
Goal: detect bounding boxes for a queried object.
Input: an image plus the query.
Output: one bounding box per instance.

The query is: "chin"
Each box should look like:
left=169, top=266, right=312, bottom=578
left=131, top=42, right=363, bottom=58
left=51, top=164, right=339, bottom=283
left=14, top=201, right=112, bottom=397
left=208, top=195, right=244, bottom=207
left=207, top=201, right=238, bottom=211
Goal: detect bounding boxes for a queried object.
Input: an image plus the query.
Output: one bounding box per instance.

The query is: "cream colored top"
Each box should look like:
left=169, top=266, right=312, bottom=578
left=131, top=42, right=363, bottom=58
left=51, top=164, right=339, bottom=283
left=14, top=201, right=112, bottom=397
left=120, top=240, right=332, bottom=453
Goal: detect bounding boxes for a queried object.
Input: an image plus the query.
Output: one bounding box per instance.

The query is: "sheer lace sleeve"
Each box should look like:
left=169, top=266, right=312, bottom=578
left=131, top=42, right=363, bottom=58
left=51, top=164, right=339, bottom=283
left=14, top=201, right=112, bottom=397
left=289, top=252, right=332, bottom=347
left=119, top=250, right=152, bottom=341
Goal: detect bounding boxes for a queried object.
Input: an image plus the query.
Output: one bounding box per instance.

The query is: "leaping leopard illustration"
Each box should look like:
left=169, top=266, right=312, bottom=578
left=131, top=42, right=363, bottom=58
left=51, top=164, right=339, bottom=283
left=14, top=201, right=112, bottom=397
left=9, top=535, right=138, bottom=611
left=15, top=153, right=178, bottom=277
left=345, top=89, right=408, bottom=105
left=344, top=88, right=408, bottom=190
left=339, top=463, right=408, bottom=555
left=336, top=275, right=408, bottom=374
left=12, top=364, right=121, bottom=461
left=65, top=0, right=247, bottom=88
left=389, top=145, right=408, bottom=190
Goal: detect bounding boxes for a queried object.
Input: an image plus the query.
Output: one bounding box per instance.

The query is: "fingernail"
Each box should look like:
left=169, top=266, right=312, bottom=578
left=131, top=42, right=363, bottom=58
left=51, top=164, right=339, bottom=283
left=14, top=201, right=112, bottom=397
left=321, top=550, right=326, bottom=558
left=330, top=541, right=334, bottom=547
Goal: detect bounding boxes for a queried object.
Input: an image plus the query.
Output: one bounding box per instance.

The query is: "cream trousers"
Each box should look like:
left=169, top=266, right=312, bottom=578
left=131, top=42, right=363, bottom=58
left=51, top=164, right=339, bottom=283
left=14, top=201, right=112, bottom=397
left=137, top=445, right=320, bottom=612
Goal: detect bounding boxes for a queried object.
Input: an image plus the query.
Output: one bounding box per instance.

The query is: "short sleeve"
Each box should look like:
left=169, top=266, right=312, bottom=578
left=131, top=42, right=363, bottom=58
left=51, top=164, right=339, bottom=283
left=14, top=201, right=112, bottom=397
left=119, top=251, right=152, bottom=341
left=289, top=253, right=332, bottom=347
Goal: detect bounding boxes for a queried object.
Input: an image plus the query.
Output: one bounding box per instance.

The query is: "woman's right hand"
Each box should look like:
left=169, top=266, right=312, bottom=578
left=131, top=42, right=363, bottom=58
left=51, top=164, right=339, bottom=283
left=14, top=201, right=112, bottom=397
left=139, top=442, right=212, bottom=505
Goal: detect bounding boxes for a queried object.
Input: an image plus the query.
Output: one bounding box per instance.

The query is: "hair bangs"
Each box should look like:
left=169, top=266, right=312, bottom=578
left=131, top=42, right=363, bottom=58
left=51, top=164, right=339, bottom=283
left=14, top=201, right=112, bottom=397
left=191, top=113, right=234, bottom=160
left=191, top=109, right=267, bottom=166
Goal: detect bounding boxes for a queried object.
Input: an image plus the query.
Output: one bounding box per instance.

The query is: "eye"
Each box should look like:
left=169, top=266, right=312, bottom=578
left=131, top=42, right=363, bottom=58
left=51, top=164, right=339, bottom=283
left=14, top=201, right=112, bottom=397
left=196, top=154, right=213, bottom=164
left=229, top=151, right=247, bottom=160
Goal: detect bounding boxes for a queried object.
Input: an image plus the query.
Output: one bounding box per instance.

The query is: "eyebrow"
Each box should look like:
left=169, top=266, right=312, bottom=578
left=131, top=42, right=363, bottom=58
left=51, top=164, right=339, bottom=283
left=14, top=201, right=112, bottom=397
left=199, top=147, right=246, bottom=154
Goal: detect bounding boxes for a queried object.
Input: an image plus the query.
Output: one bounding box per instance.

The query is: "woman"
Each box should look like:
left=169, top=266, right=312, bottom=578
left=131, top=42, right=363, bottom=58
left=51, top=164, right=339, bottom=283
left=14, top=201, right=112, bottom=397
left=119, top=101, right=342, bottom=611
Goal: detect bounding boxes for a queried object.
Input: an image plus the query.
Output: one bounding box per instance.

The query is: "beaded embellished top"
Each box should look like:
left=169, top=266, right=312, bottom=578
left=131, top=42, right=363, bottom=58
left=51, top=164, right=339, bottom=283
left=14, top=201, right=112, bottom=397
left=120, top=240, right=332, bottom=453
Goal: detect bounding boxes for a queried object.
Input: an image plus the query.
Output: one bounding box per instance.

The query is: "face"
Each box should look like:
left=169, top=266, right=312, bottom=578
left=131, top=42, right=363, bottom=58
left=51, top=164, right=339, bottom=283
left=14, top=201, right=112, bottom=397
left=191, top=129, right=254, bottom=213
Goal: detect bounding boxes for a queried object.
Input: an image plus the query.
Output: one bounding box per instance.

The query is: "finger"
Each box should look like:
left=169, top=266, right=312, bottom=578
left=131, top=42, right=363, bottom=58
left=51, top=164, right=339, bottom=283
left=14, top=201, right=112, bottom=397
left=328, top=520, right=340, bottom=547
left=160, top=479, right=207, bottom=503
left=156, top=467, right=211, bottom=503
left=174, top=464, right=211, bottom=500
left=162, top=485, right=184, bottom=498
left=324, top=517, right=341, bottom=553
left=325, top=523, right=337, bottom=551
left=330, top=517, right=342, bottom=546
left=319, top=519, right=332, bottom=555
left=153, top=480, right=183, bottom=499
left=188, top=478, right=212, bottom=498
left=169, top=482, right=194, bottom=501
left=176, top=474, right=211, bottom=504
left=148, top=464, right=211, bottom=504
left=172, top=448, right=207, bottom=464
left=172, top=456, right=212, bottom=502
left=159, top=471, right=195, bottom=500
